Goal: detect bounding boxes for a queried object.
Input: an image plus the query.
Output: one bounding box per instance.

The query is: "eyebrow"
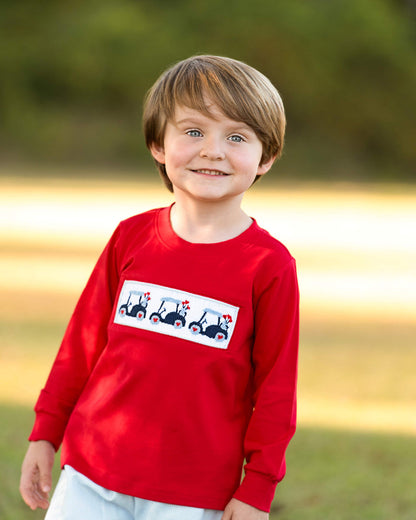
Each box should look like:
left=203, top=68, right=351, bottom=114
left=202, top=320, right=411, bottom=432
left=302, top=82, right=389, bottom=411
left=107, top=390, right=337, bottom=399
left=175, top=118, right=205, bottom=126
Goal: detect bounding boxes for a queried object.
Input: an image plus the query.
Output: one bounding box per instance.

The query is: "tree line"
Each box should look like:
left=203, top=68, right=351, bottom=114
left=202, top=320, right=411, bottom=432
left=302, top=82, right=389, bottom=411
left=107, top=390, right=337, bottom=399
left=1, top=0, right=415, bottom=180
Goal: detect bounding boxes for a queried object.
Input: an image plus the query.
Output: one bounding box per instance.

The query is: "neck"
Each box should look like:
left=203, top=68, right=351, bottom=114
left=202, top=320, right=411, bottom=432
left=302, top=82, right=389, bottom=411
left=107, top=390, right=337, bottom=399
left=170, top=195, right=252, bottom=244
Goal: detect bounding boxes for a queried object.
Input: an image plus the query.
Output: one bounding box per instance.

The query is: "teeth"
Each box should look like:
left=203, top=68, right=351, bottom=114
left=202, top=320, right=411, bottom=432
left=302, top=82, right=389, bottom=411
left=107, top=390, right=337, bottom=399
left=194, top=169, right=226, bottom=176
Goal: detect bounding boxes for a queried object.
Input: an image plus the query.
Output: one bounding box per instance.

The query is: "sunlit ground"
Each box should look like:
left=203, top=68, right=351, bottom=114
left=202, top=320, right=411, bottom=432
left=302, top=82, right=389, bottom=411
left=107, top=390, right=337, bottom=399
left=1, top=170, right=415, bottom=436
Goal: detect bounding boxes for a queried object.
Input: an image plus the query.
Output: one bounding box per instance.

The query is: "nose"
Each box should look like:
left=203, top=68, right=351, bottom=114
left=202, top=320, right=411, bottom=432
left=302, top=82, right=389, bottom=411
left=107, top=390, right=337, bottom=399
left=199, top=136, right=225, bottom=160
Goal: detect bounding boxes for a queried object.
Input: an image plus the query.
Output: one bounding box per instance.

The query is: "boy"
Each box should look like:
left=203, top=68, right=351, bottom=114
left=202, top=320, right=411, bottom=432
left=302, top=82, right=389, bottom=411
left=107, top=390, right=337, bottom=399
left=20, top=55, right=299, bottom=520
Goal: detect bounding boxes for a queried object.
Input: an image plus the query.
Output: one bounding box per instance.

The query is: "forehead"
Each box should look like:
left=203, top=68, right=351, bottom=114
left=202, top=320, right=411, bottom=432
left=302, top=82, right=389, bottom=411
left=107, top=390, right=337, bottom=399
left=172, top=102, right=254, bottom=132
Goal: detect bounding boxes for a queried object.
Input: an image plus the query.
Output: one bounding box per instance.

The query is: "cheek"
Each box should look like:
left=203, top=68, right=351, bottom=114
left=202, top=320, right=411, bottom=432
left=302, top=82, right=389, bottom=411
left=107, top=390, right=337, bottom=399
left=165, top=151, right=183, bottom=171
left=165, top=143, right=193, bottom=169
left=233, top=150, right=262, bottom=172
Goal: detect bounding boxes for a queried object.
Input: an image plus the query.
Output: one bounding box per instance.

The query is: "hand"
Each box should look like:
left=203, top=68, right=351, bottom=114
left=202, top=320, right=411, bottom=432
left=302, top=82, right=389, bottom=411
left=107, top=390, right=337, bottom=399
left=221, top=498, right=269, bottom=520
left=20, top=440, right=55, bottom=510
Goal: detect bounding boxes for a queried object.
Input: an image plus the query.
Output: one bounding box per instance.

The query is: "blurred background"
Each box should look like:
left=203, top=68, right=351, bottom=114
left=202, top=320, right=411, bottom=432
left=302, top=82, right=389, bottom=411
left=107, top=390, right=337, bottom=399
left=1, top=0, right=415, bottom=518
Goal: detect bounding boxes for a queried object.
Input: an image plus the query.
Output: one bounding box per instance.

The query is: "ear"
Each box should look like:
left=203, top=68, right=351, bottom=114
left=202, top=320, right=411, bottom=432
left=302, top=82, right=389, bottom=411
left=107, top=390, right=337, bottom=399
left=257, top=155, right=277, bottom=176
left=149, top=143, right=166, bottom=164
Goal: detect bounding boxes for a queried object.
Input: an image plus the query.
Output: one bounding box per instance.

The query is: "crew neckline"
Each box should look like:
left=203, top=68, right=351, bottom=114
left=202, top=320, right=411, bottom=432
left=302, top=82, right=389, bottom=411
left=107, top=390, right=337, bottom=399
left=156, top=205, right=259, bottom=253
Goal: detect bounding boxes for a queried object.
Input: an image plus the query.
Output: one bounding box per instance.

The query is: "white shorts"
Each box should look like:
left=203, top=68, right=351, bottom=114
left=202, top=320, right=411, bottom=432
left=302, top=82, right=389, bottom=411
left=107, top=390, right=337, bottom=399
left=45, top=466, right=223, bottom=520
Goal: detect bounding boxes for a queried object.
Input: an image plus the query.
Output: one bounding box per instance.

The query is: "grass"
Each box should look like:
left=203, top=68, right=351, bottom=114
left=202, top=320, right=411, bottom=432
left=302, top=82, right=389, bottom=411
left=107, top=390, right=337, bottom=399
left=0, top=404, right=61, bottom=520
left=276, top=427, right=416, bottom=519
left=2, top=403, right=416, bottom=519
left=1, top=173, right=415, bottom=518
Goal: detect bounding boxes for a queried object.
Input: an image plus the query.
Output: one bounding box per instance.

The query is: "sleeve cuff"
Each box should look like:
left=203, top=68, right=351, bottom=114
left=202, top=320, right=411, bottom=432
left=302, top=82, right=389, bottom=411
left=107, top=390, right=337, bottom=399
left=232, top=470, right=279, bottom=513
left=28, top=411, right=67, bottom=451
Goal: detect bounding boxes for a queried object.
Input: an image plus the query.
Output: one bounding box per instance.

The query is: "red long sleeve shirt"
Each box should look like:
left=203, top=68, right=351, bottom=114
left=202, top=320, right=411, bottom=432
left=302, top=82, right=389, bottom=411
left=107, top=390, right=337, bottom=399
left=30, top=206, right=299, bottom=512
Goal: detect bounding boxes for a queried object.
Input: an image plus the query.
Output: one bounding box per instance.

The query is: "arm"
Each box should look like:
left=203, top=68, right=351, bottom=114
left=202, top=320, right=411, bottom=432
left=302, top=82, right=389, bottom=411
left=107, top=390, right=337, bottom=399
left=233, top=258, right=299, bottom=512
left=29, top=226, right=121, bottom=449
left=20, top=440, right=55, bottom=510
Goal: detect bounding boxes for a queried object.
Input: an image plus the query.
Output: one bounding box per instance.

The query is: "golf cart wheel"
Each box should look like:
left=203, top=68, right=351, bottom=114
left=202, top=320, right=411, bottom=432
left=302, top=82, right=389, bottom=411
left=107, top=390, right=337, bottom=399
left=136, top=311, right=145, bottom=320
left=189, top=322, right=201, bottom=335
left=214, top=331, right=226, bottom=342
left=119, top=306, right=127, bottom=317
left=173, top=319, right=183, bottom=329
left=150, top=313, right=160, bottom=325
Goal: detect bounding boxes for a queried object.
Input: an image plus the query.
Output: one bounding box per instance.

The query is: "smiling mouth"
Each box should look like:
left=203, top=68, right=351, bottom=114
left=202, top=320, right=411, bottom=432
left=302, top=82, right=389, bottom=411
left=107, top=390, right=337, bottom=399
left=192, top=169, right=229, bottom=176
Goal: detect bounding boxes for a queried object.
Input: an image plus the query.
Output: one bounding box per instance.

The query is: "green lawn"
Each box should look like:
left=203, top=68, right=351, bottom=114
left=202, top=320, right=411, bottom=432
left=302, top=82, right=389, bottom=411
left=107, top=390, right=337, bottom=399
left=2, top=402, right=416, bottom=519
left=2, top=312, right=415, bottom=519
left=277, top=427, right=416, bottom=519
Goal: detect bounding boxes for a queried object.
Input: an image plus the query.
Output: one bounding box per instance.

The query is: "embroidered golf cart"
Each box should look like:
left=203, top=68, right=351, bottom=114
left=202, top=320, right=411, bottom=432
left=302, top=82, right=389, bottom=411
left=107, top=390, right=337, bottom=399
left=118, top=291, right=151, bottom=320
left=188, top=309, right=232, bottom=343
left=149, top=297, right=190, bottom=329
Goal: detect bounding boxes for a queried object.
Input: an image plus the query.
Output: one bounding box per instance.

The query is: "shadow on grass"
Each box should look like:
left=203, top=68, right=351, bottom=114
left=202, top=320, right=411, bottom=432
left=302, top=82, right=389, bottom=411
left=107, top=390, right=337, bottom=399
left=2, top=402, right=415, bottom=520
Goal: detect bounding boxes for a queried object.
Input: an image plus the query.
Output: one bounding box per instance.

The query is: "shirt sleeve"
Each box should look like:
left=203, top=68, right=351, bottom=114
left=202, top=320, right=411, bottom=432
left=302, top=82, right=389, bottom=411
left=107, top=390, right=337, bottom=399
left=232, top=257, right=299, bottom=512
left=29, top=225, right=121, bottom=450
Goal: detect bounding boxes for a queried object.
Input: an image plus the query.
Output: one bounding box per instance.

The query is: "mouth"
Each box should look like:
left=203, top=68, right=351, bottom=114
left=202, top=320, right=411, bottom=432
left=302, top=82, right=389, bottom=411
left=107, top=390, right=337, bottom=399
left=191, top=169, right=229, bottom=176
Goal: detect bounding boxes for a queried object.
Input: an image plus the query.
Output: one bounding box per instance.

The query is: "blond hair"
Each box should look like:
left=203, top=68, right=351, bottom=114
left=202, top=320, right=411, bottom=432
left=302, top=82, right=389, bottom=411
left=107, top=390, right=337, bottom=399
left=143, top=55, right=286, bottom=192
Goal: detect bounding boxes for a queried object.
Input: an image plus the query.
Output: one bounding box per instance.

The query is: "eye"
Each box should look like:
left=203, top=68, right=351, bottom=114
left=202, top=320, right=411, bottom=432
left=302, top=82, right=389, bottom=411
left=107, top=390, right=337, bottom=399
left=186, top=129, right=203, bottom=138
left=228, top=134, right=245, bottom=143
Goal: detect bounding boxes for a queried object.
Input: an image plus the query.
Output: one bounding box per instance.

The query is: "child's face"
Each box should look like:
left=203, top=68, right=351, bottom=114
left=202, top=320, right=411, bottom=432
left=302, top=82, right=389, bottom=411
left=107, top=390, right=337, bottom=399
left=150, top=100, right=275, bottom=204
